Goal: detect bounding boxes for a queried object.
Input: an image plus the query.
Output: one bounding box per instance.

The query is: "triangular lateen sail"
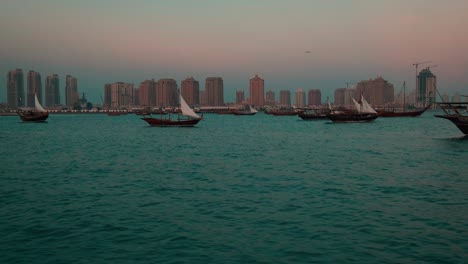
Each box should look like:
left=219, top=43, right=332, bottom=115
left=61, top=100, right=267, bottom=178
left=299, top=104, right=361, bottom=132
left=249, top=105, right=258, bottom=113
left=179, top=95, right=201, bottom=119
left=352, top=98, right=361, bottom=113
left=361, top=96, right=377, bottom=114
left=34, top=94, right=47, bottom=112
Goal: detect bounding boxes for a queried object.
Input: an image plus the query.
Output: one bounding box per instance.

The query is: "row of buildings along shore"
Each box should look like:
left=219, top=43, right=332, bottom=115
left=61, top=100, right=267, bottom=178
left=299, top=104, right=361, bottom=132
left=3, top=68, right=463, bottom=111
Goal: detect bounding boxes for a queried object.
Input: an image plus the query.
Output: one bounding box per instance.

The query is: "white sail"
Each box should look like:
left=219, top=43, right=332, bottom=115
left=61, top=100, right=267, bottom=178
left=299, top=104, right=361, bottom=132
left=249, top=105, right=258, bottom=113
left=34, top=94, right=47, bottom=112
left=352, top=98, right=362, bottom=113
left=180, top=95, right=201, bottom=119
left=361, top=96, right=377, bottom=114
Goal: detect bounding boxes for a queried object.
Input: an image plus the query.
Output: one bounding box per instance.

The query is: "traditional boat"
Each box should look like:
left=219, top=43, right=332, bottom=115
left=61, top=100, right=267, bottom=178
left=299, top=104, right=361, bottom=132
left=377, top=82, right=431, bottom=117
left=141, top=94, right=202, bottom=127
left=17, top=94, right=49, bottom=122
left=298, top=108, right=330, bottom=120
left=434, top=102, right=468, bottom=135
left=377, top=105, right=431, bottom=117
left=327, top=96, right=378, bottom=123
left=135, top=108, right=167, bottom=116
left=233, top=105, right=258, bottom=116
left=269, top=106, right=303, bottom=116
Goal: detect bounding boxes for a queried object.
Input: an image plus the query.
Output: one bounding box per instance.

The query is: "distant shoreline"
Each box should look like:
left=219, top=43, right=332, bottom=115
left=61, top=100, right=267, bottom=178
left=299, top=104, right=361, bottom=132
left=0, top=111, right=118, bottom=116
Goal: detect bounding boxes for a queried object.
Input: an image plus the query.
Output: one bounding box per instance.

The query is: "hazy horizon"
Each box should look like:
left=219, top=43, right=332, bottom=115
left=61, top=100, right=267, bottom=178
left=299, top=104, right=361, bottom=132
left=1, top=0, right=467, bottom=104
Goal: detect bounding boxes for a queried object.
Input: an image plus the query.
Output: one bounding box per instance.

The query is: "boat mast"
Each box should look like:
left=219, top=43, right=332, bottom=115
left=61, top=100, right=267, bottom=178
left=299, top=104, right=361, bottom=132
left=403, top=81, right=406, bottom=111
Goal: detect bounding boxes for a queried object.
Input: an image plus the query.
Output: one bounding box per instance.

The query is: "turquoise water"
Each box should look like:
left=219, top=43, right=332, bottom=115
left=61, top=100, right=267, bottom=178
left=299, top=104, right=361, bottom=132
left=1, top=112, right=467, bottom=263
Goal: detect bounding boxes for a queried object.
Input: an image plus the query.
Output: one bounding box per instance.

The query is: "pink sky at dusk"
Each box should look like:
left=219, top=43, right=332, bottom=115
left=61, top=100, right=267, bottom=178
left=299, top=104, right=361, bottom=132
left=1, top=0, right=467, bottom=103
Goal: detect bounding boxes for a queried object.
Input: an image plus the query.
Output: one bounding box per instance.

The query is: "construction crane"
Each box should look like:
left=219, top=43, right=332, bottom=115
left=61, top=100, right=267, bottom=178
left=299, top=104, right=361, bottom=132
left=412, top=61, right=432, bottom=74
left=425, top=65, right=438, bottom=70
left=345, top=82, right=355, bottom=89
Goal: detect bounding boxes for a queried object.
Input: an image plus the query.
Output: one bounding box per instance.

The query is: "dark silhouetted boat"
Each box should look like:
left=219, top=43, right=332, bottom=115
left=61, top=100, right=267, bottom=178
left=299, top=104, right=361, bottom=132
left=269, top=106, right=303, bottom=116
left=377, top=105, right=431, bottom=117
left=233, top=105, right=258, bottom=115
left=298, top=108, right=330, bottom=120
left=377, top=82, right=431, bottom=117
left=434, top=101, right=468, bottom=135
left=141, top=94, right=202, bottom=127
left=327, top=96, right=378, bottom=123
left=17, top=94, right=49, bottom=122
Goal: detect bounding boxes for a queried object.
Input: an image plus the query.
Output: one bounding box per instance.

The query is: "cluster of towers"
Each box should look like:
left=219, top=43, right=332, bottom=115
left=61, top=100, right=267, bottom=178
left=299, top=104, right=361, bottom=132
left=104, top=77, right=225, bottom=109
left=6, top=69, right=78, bottom=108
left=6, top=68, right=438, bottom=109
left=104, top=75, right=325, bottom=109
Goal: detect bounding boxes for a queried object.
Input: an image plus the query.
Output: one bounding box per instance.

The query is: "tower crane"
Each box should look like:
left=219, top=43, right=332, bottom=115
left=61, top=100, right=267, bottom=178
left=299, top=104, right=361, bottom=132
left=425, top=65, right=438, bottom=70
left=412, top=61, right=432, bottom=73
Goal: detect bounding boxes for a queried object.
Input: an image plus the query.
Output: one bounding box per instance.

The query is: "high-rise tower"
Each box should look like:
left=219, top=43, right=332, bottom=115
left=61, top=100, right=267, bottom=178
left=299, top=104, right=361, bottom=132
left=334, top=88, right=346, bottom=106
left=308, top=89, right=322, bottom=106
left=249, top=75, right=264, bottom=107
left=156, top=79, right=178, bottom=107
left=236, top=90, right=245, bottom=104
left=45, top=74, right=60, bottom=107
left=279, top=90, right=291, bottom=106
left=295, top=88, right=306, bottom=107
left=138, top=79, right=157, bottom=107
left=7, top=69, right=25, bottom=108
left=27, top=70, right=42, bottom=107
left=181, top=77, right=200, bottom=106
left=205, top=77, right=224, bottom=106
left=265, top=90, right=275, bottom=105
left=65, top=75, right=78, bottom=107
left=355, top=76, right=394, bottom=106
left=416, top=68, right=437, bottom=106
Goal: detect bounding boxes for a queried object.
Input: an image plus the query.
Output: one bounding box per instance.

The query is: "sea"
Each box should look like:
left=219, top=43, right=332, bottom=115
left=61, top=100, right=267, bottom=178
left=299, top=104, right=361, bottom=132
left=0, top=111, right=467, bottom=264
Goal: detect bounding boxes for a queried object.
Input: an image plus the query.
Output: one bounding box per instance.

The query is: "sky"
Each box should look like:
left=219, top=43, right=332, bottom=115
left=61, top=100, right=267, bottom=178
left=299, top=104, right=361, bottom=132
left=1, top=0, right=468, bottom=104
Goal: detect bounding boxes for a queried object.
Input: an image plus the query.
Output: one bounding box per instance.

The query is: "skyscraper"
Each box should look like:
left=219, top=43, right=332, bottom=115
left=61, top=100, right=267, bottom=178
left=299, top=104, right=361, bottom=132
left=138, top=79, right=157, bottom=107
left=199, top=90, right=207, bottom=106
left=7, top=69, right=24, bottom=108
left=156, top=79, right=178, bottom=107
left=27, top=70, right=42, bottom=107
left=265, top=90, right=275, bottom=105
left=249, top=75, right=264, bottom=107
left=205, top=77, right=224, bottom=106
left=181, top=77, right=200, bottom=106
left=334, top=88, right=346, bottom=106
left=308, top=89, right=322, bottom=106
left=279, top=90, right=291, bottom=106
left=344, top=87, right=356, bottom=107
left=356, top=76, right=394, bottom=106
left=416, top=68, right=437, bottom=106
left=295, top=88, right=306, bottom=107
left=236, top=90, right=245, bottom=104
left=104, top=84, right=112, bottom=107
left=45, top=74, right=60, bottom=107
left=65, top=75, right=78, bottom=107
left=107, top=82, right=134, bottom=108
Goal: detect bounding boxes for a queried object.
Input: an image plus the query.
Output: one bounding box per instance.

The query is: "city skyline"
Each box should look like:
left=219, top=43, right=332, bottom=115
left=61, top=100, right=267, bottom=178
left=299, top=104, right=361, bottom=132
left=1, top=1, right=468, bottom=104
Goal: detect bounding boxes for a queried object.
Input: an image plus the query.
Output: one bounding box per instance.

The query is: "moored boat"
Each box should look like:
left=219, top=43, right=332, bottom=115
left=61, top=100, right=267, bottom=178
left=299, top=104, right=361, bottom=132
left=376, top=82, right=431, bottom=117
left=298, top=108, right=330, bottom=120
left=233, top=105, right=258, bottom=116
left=434, top=102, right=468, bottom=135
left=268, top=106, right=303, bottom=116
left=327, top=96, right=378, bottom=123
left=17, top=93, right=49, bottom=122
left=377, top=105, right=431, bottom=117
left=141, top=94, right=202, bottom=127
